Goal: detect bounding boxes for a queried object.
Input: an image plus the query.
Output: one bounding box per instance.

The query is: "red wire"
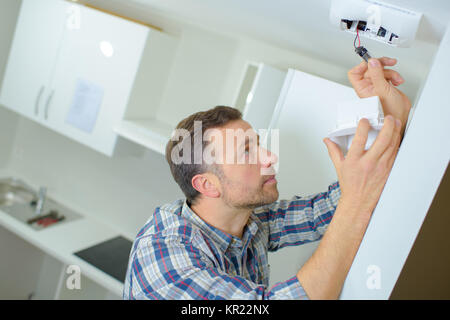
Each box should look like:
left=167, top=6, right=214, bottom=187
left=357, top=28, right=361, bottom=46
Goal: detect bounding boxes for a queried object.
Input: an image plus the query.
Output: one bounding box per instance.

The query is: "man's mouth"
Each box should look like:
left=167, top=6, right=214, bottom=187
left=263, top=175, right=277, bottom=185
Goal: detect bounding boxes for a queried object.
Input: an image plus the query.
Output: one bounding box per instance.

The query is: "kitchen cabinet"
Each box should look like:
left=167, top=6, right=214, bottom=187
left=0, top=0, right=67, bottom=121
left=0, top=0, right=178, bottom=156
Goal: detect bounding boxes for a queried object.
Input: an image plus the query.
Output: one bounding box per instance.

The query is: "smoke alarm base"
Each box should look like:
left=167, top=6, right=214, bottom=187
left=330, top=0, right=422, bottom=48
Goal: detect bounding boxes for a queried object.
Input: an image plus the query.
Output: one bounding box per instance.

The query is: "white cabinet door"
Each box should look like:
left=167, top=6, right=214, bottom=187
left=45, top=3, right=149, bottom=156
left=270, top=69, right=357, bottom=196
left=0, top=0, right=67, bottom=120
left=267, top=69, right=357, bottom=286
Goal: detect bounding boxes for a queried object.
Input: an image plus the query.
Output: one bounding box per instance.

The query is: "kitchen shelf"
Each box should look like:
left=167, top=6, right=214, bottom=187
left=114, top=118, right=174, bottom=155
left=115, top=62, right=288, bottom=155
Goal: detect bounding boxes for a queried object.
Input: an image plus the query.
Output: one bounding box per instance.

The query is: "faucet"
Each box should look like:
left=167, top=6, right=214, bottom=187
left=35, top=186, right=47, bottom=216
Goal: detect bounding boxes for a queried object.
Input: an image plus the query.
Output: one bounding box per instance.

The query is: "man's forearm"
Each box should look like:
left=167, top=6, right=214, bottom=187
left=296, top=197, right=372, bottom=299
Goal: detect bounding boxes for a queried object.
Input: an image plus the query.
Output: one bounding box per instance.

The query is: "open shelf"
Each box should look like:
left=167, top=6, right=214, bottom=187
left=114, top=119, right=173, bottom=155
left=114, top=61, right=288, bottom=156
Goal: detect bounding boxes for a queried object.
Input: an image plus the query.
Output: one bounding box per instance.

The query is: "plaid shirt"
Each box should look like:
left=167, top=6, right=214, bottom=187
left=123, top=181, right=341, bottom=300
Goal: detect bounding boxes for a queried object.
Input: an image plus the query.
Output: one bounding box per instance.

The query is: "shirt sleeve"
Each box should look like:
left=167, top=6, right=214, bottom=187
left=124, top=234, right=309, bottom=300
left=253, top=180, right=341, bottom=252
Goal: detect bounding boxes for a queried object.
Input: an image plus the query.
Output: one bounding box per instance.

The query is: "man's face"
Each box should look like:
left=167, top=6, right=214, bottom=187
left=208, top=119, right=279, bottom=209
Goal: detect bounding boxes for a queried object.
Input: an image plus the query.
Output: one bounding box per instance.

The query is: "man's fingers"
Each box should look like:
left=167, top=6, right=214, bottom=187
left=365, top=115, right=396, bottom=160
left=363, top=69, right=404, bottom=86
left=348, top=61, right=368, bottom=86
left=386, top=129, right=401, bottom=170
left=378, top=57, right=397, bottom=67
left=323, top=138, right=344, bottom=173
left=379, top=117, right=402, bottom=165
left=367, top=58, right=392, bottom=96
left=348, top=57, right=399, bottom=89
left=347, top=118, right=370, bottom=157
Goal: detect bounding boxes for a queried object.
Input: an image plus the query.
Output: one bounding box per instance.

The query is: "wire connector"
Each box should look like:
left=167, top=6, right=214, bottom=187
left=355, top=46, right=372, bottom=62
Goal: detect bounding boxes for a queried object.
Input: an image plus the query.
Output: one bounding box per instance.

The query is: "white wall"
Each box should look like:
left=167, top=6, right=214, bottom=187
left=4, top=116, right=183, bottom=238
left=0, top=0, right=21, bottom=169
left=0, top=0, right=21, bottom=91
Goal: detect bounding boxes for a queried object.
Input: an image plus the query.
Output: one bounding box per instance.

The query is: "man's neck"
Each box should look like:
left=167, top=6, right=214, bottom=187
left=190, top=199, right=252, bottom=239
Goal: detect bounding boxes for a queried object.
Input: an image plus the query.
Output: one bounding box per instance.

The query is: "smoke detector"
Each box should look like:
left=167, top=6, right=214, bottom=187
left=328, top=96, right=384, bottom=155
left=330, top=0, right=422, bottom=47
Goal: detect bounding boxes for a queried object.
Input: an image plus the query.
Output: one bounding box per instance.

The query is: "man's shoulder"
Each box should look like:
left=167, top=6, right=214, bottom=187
left=132, top=199, right=200, bottom=250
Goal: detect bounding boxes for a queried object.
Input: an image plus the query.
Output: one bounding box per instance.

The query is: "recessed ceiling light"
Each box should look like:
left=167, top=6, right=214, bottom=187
left=99, top=41, right=114, bottom=58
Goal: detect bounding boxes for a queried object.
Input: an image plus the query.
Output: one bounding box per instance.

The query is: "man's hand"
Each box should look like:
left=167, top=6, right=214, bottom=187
left=324, top=114, right=402, bottom=217
left=298, top=115, right=403, bottom=299
left=348, top=57, right=411, bottom=136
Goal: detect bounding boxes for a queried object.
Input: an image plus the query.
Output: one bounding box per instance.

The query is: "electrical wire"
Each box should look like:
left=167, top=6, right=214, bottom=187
left=354, top=27, right=361, bottom=48
left=358, top=28, right=361, bottom=46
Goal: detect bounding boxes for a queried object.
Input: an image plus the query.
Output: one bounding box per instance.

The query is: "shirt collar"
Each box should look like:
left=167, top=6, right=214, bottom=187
left=180, top=199, right=259, bottom=252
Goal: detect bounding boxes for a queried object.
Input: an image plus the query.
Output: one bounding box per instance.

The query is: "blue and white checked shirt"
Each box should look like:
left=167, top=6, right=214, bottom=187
left=123, top=181, right=341, bottom=300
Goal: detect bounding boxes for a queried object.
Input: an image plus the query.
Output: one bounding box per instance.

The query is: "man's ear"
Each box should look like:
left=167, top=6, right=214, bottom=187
left=191, top=173, right=221, bottom=198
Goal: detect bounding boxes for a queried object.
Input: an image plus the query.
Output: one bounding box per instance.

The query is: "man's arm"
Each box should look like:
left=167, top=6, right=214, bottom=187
left=296, top=193, right=372, bottom=300
left=125, top=233, right=309, bottom=300
left=253, top=180, right=341, bottom=252
left=297, top=114, right=402, bottom=299
left=296, top=57, right=410, bottom=299
left=254, top=57, right=410, bottom=254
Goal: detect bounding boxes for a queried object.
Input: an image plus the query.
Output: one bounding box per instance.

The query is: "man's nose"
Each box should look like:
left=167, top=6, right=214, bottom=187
left=259, top=147, right=278, bottom=167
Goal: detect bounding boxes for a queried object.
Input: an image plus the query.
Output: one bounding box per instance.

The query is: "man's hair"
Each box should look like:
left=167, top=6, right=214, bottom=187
left=165, top=106, right=242, bottom=205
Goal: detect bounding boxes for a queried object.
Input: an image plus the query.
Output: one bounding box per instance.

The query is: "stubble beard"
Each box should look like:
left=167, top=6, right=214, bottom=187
left=221, top=177, right=279, bottom=210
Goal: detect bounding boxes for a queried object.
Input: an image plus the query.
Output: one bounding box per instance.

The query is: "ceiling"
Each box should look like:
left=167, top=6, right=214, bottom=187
left=84, top=0, right=450, bottom=102
left=128, top=0, right=450, bottom=52
left=83, top=0, right=450, bottom=67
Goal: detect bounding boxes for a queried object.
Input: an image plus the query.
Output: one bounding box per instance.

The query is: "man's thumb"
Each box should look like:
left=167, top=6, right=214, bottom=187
left=323, top=138, right=343, bottom=172
left=368, top=58, right=390, bottom=96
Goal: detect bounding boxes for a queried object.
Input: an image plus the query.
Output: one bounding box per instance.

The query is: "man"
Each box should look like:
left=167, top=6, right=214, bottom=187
left=123, top=57, right=411, bottom=299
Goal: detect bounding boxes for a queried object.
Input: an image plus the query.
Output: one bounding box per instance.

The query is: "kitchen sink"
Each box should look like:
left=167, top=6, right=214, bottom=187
left=0, top=177, right=82, bottom=231
left=0, top=177, right=35, bottom=207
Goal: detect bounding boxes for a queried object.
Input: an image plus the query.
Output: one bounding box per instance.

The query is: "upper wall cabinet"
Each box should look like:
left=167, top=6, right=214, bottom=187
left=0, top=0, right=178, bottom=156
left=0, top=0, right=67, bottom=120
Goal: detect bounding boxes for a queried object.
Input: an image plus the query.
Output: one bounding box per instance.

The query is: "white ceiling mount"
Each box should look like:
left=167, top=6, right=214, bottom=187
left=330, top=0, right=423, bottom=47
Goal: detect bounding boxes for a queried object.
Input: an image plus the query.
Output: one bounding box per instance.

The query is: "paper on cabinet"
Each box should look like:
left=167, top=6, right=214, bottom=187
left=65, top=78, right=104, bottom=133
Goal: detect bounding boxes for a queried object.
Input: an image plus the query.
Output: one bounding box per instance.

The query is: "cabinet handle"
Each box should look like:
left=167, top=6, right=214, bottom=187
left=34, top=86, right=44, bottom=116
left=44, top=90, right=54, bottom=120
